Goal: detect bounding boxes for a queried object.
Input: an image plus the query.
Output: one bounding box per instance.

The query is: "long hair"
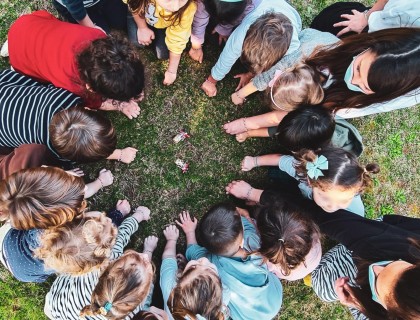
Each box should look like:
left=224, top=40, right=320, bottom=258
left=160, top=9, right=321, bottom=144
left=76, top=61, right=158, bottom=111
left=0, top=167, right=86, bottom=230
left=306, top=28, right=420, bottom=111
left=347, top=239, right=420, bottom=320
left=127, top=0, right=195, bottom=27
left=80, top=251, right=154, bottom=319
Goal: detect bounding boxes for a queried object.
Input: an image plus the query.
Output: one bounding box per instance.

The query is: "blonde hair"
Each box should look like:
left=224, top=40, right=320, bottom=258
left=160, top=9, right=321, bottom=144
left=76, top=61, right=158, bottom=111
left=241, top=12, right=293, bottom=74
left=168, top=267, right=224, bottom=320
left=80, top=251, right=154, bottom=319
left=34, top=214, right=117, bottom=275
left=269, top=64, right=325, bottom=111
left=0, top=167, right=86, bottom=230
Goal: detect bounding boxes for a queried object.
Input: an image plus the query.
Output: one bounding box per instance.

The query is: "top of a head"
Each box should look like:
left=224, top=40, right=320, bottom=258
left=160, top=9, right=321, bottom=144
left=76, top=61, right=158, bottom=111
left=197, top=202, right=243, bottom=255
left=77, top=33, right=145, bottom=101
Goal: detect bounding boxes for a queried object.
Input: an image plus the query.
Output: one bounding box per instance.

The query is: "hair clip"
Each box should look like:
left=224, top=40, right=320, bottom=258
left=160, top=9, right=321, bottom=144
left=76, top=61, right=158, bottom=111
left=99, top=302, right=113, bottom=315
left=306, top=155, right=328, bottom=180
left=278, top=238, right=285, bottom=243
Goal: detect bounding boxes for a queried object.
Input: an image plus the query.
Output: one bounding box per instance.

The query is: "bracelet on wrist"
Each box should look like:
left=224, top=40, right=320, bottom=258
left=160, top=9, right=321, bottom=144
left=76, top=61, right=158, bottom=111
left=167, top=70, right=177, bottom=74
left=242, top=118, right=249, bottom=132
left=118, top=150, right=123, bottom=162
left=363, top=9, right=370, bottom=20
left=191, top=46, right=202, bottom=51
left=246, top=187, right=253, bottom=201
left=97, top=178, right=104, bottom=189
left=254, top=156, right=259, bottom=168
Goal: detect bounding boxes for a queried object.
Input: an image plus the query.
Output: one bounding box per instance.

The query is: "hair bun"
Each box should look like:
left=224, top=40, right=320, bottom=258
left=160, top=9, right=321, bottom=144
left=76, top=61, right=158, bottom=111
left=365, top=163, right=380, bottom=174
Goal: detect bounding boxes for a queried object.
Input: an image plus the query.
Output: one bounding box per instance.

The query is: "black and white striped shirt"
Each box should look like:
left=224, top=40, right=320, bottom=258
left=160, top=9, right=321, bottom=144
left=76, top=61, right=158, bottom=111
left=0, top=69, right=81, bottom=159
left=44, top=217, right=151, bottom=320
left=311, top=244, right=367, bottom=320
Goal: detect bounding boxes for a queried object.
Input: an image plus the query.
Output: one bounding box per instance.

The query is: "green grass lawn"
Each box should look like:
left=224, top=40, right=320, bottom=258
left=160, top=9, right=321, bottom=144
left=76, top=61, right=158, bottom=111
left=0, top=0, right=419, bottom=319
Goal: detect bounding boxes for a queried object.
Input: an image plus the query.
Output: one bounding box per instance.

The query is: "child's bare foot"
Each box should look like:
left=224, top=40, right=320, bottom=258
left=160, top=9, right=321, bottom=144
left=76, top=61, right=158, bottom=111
left=236, top=132, right=248, bottom=143
left=176, top=253, right=187, bottom=272
left=223, top=118, right=247, bottom=135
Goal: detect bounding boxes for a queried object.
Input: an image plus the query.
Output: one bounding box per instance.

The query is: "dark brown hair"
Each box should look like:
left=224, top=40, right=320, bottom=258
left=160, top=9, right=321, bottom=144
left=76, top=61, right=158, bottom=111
left=306, top=28, right=420, bottom=112
left=241, top=12, right=293, bottom=73
left=127, top=0, right=195, bottom=27
left=294, top=147, right=380, bottom=192
left=77, top=32, right=145, bottom=101
left=256, top=201, right=320, bottom=276
left=197, top=202, right=243, bottom=255
left=50, top=107, right=117, bottom=163
left=80, top=251, right=154, bottom=319
left=0, top=167, right=86, bottom=230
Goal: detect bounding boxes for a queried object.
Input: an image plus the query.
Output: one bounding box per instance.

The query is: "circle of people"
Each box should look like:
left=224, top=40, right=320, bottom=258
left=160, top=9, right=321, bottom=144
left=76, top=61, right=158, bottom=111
left=0, top=0, right=419, bottom=319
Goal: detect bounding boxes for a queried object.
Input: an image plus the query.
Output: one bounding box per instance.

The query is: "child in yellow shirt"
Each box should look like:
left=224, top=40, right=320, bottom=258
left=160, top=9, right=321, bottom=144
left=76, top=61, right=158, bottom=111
left=127, top=0, right=197, bottom=85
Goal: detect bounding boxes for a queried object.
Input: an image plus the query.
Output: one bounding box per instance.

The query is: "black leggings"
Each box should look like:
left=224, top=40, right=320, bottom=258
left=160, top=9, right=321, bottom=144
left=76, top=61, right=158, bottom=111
left=53, top=0, right=128, bottom=33
left=310, top=1, right=369, bottom=37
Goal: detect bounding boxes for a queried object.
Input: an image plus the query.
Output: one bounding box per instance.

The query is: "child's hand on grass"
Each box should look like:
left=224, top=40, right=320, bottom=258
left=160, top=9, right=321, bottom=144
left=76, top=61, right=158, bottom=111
left=223, top=118, right=248, bottom=135
left=120, top=100, right=141, bottom=119
left=133, top=206, right=151, bottom=222
left=225, top=180, right=252, bottom=200
left=163, top=71, right=177, bottom=86
left=236, top=132, right=248, bottom=143
left=189, top=46, right=203, bottom=64
left=163, top=225, right=179, bottom=241
left=241, top=156, right=256, bottom=171
left=116, top=199, right=131, bottom=216
left=144, top=235, right=159, bottom=254
left=137, top=27, right=155, bottom=46
left=176, top=210, right=198, bottom=234
left=201, top=80, right=217, bottom=97
left=120, top=147, right=138, bottom=164
left=234, top=72, right=253, bottom=91
left=231, top=91, right=246, bottom=105
left=97, top=169, right=114, bottom=187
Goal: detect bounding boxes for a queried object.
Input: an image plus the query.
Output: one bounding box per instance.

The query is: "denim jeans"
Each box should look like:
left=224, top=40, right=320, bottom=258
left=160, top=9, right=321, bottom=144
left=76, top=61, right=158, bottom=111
left=127, top=14, right=169, bottom=60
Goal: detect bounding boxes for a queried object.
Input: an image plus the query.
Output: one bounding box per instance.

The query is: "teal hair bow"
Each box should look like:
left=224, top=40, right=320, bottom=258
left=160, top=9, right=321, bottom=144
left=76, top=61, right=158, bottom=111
left=306, top=155, right=328, bottom=180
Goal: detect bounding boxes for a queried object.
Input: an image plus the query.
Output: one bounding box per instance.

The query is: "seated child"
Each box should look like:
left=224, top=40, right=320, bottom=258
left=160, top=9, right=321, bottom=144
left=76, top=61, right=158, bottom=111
left=126, top=0, right=197, bottom=85
left=6, top=10, right=144, bottom=118
left=0, top=166, right=114, bottom=282
left=201, top=0, right=301, bottom=97
left=160, top=224, right=225, bottom=320
left=179, top=206, right=283, bottom=320
left=0, top=70, right=138, bottom=168
left=255, top=201, right=322, bottom=281
left=190, top=0, right=258, bottom=63
left=225, top=105, right=363, bottom=157
left=239, top=147, right=380, bottom=216
left=0, top=166, right=113, bottom=229
left=45, top=203, right=155, bottom=320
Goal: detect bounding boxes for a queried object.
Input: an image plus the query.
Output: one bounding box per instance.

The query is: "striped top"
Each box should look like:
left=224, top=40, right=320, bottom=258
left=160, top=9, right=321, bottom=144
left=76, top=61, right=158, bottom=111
left=44, top=217, right=152, bottom=320
left=0, top=69, right=81, bottom=159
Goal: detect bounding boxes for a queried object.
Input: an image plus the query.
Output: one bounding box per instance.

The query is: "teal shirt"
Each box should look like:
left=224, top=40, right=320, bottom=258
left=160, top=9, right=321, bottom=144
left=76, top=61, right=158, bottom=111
left=186, top=218, right=283, bottom=320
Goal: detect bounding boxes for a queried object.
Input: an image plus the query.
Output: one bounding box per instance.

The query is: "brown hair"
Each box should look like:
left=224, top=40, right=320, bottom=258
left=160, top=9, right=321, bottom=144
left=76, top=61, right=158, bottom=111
left=241, top=12, right=293, bottom=74
left=269, top=64, right=325, bottom=111
left=168, top=267, right=224, bottom=320
left=80, top=251, right=154, bottom=319
left=50, top=107, right=117, bottom=163
left=306, top=28, right=420, bottom=112
left=77, top=32, right=145, bottom=101
left=256, top=201, right=320, bottom=276
left=34, top=214, right=117, bottom=275
left=294, top=147, right=380, bottom=192
left=127, top=0, right=195, bottom=27
left=0, top=167, right=86, bottom=230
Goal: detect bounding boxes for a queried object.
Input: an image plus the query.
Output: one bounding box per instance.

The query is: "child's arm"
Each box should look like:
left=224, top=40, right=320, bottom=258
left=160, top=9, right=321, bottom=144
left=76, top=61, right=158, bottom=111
left=236, top=128, right=270, bottom=143
left=143, top=235, right=159, bottom=261
left=176, top=211, right=198, bottom=245
left=106, top=147, right=138, bottom=164
left=162, top=225, right=179, bottom=259
left=225, top=180, right=263, bottom=203
left=163, top=52, right=181, bottom=85
left=223, top=111, right=287, bottom=135
left=231, top=81, right=258, bottom=105
left=84, top=169, right=113, bottom=198
left=241, top=154, right=282, bottom=172
left=100, top=99, right=140, bottom=120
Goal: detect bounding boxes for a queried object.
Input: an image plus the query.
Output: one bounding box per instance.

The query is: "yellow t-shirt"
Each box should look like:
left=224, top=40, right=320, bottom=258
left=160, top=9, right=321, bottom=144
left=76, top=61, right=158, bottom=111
left=144, top=0, right=197, bottom=54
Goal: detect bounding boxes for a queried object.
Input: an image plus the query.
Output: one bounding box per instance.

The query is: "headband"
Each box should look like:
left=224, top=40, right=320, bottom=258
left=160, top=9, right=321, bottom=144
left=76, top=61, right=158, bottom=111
left=269, top=70, right=288, bottom=111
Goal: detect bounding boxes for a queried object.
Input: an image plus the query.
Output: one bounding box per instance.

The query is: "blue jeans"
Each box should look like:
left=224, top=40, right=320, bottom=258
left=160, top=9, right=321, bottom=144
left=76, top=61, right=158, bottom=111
left=127, top=14, right=169, bottom=60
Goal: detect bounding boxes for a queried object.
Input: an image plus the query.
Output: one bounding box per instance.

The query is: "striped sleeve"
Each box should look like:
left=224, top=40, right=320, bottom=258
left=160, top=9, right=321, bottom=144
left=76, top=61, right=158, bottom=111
left=110, top=217, right=139, bottom=260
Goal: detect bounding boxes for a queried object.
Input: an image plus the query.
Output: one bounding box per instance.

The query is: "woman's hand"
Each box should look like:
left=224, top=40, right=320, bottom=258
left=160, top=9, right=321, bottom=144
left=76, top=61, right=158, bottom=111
left=334, top=9, right=368, bottom=37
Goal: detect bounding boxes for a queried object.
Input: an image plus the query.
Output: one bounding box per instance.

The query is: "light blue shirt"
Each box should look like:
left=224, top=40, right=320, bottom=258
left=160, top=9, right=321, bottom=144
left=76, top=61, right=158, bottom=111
left=185, top=218, right=282, bottom=320
left=211, top=0, right=302, bottom=81
left=279, top=155, right=365, bottom=216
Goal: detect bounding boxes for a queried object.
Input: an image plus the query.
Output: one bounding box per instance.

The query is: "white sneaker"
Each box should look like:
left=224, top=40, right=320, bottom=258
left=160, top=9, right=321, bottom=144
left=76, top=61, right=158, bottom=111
left=1, top=40, right=9, bottom=57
